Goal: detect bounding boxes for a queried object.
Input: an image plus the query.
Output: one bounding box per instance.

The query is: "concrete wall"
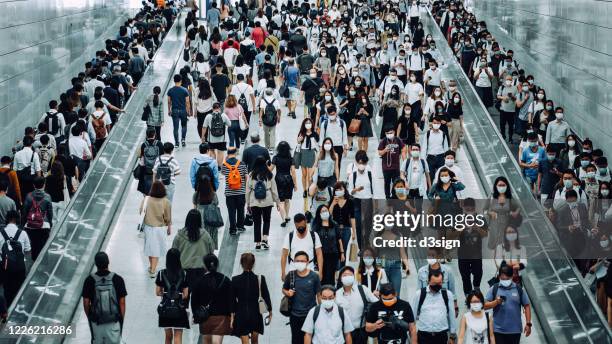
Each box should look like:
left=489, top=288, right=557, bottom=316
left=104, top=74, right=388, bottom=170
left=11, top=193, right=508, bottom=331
left=0, top=0, right=132, bottom=155
left=469, top=0, right=612, bottom=150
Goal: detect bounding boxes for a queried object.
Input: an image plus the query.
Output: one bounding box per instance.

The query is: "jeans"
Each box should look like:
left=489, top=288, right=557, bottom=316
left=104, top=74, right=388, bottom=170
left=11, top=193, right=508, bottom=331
left=226, top=194, right=246, bottom=232
left=458, top=259, right=483, bottom=295
left=494, top=332, right=521, bottom=344
left=289, top=315, right=307, bottom=344
left=252, top=205, right=272, bottom=243
left=339, top=226, right=352, bottom=268
left=417, top=330, right=448, bottom=344
left=171, top=111, right=188, bottom=144
left=165, top=183, right=175, bottom=202
left=382, top=169, right=400, bottom=199
left=228, top=120, right=242, bottom=148
left=383, top=259, right=402, bottom=297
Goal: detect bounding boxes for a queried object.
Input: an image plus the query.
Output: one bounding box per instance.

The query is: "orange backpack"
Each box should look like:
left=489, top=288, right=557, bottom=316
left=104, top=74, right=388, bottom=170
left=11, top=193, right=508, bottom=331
left=224, top=160, right=242, bottom=190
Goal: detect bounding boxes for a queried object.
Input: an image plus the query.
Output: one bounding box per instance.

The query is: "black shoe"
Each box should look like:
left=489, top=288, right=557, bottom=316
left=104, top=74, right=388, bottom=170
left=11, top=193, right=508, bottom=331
left=229, top=230, right=237, bottom=236
left=303, top=191, right=307, bottom=198
left=182, top=141, right=186, bottom=147
left=508, top=138, right=514, bottom=144
left=236, top=227, right=246, bottom=233
left=261, top=241, right=269, bottom=250
left=255, top=244, right=261, bottom=250
left=280, top=220, right=287, bottom=228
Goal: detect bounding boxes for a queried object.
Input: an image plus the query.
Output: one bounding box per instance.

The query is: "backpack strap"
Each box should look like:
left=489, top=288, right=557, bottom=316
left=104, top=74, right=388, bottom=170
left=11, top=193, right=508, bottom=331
left=13, top=228, right=23, bottom=242
left=288, top=231, right=294, bottom=262
left=0, top=228, right=9, bottom=242
left=357, top=284, right=368, bottom=327
left=416, top=287, right=427, bottom=319
left=441, top=289, right=450, bottom=328
left=367, top=170, right=373, bottom=194
left=485, top=312, right=491, bottom=344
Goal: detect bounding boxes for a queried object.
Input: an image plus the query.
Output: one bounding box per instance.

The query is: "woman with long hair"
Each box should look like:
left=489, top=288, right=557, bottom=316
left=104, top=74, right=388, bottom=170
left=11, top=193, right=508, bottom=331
left=231, top=253, right=272, bottom=344
left=155, top=248, right=189, bottom=344
left=246, top=157, right=280, bottom=250
left=224, top=94, right=247, bottom=150
left=271, top=141, right=298, bottom=227
left=314, top=137, right=339, bottom=188
left=146, top=86, right=164, bottom=140
left=486, top=176, right=521, bottom=250
left=354, top=93, right=374, bottom=152
left=379, top=84, right=402, bottom=138
left=141, top=181, right=172, bottom=277
left=194, top=79, right=217, bottom=140
left=45, top=161, right=67, bottom=216
left=311, top=204, right=344, bottom=285
left=195, top=174, right=222, bottom=250
left=329, top=182, right=356, bottom=260
left=191, top=254, right=233, bottom=344
left=356, top=247, right=389, bottom=297
left=296, top=118, right=320, bottom=198
left=172, top=209, right=215, bottom=289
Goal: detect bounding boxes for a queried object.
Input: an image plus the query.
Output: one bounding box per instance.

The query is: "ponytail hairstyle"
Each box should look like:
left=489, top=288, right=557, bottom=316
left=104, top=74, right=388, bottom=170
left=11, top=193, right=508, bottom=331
left=153, top=86, right=161, bottom=107
left=203, top=253, right=219, bottom=273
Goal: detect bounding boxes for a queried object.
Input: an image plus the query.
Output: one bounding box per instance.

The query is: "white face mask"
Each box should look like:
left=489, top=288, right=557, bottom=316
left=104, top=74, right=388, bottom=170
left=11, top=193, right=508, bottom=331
left=294, top=262, right=307, bottom=272
left=355, top=81, right=362, bottom=86
left=335, top=190, right=344, bottom=197
left=432, top=123, right=441, bottom=130
left=357, top=164, right=366, bottom=172
left=325, top=95, right=332, bottom=101
left=310, top=73, right=317, bottom=78
left=506, top=233, right=518, bottom=241
left=445, top=159, right=455, bottom=167
left=320, top=211, right=330, bottom=220
left=434, top=90, right=441, bottom=97
left=427, top=258, right=437, bottom=265
left=341, top=275, right=355, bottom=286
left=499, top=279, right=512, bottom=287
left=440, top=176, right=451, bottom=183
left=470, top=302, right=483, bottom=312
left=411, top=150, right=420, bottom=158
left=321, top=299, right=335, bottom=309
left=305, top=123, right=312, bottom=129
left=567, top=140, right=576, bottom=147
left=329, top=115, right=337, bottom=121
left=363, top=257, right=374, bottom=266
left=323, top=143, right=332, bottom=151
left=505, top=80, right=512, bottom=86
left=321, top=52, right=327, bottom=56
left=497, top=185, right=507, bottom=194
left=537, top=93, right=544, bottom=100
left=349, top=90, right=357, bottom=96
left=601, top=240, right=610, bottom=248
left=386, top=133, right=394, bottom=140
left=602, top=189, right=610, bottom=197
left=556, top=113, right=564, bottom=120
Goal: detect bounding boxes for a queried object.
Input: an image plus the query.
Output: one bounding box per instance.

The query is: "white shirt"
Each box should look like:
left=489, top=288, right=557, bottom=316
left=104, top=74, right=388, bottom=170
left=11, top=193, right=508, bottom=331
left=0, top=223, right=31, bottom=254
left=408, top=52, right=425, bottom=71
left=68, top=135, right=93, bottom=160
left=41, top=110, right=66, bottom=138
left=335, top=284, right=379, bottom=328
left=346, top=163, right=374, bottom=199
left=84, top=78, right=105, bottom=98
left=301, top=303, right=354, bottom=344
left=380, top=77, right=405, bottom=98
left=474, top=67, right=493, bottom=87
left=259, top=95, right=280, bottom=112
left=320, top=119, right=348, bottom=147
left=404, top=82, right=424, bottom=104
left=424, top=68, right=442, bottom=87
left=13, top=147, right=41, bottom=174
left=401, top=158, right=430, bottom=196
left=223, top=47, right=239, bottom=67
left=233, top=65, right=252, bottom=79
left=152, top=154, right=182, bottom=185
left=89, top=111, right=112, bottom=139
left=282, top=230, right=322, bottom=271
left=422, top=129, right=448, bottom=156
left=230, top=83, right=255, bottom=112
left=553, top=187, right=589, bottom=210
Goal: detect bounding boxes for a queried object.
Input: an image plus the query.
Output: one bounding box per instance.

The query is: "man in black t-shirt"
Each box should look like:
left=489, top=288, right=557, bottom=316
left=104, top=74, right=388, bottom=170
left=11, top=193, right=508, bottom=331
left=366, top=284, right=417, bottom=344
left=210, top=64, right=231, bottom=104
left=82, top=252, right=127, bottom=344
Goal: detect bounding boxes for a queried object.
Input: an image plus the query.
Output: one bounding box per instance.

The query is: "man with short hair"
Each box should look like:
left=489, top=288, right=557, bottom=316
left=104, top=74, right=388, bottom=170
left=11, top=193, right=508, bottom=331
left=259, top=87, right=282, bottom=150
left=411, top=270, right=457, bottom=344
left=0, top=210, right=31, bottom=305
left=13, top=136, right=42, bottom=200
left=281, top=213, right=324, bottom=281
left=421, top=116, right=449, bottom=177
left=282, top=58, right=300, bottom=118
left=22, top=176, right=53, bottom=261
left=128, top=48, right=146, bottom=84
left=221, top=147, right=247, bottom=235
left=242, top=134, right=271, bottom=172
left=41, top=100, right=66, bottom=144
left=0, top=179, right=17, bottom=227
left=366, top=283, right=417, bottom=344
left=167, top=74, right=192, bottom=147
left=189, top=142, right=220, bottom=192
left=82, top=251, right=127, bottom=344
left=152, top=142, right=181, bottom=202
left=302, top=285, right=354, bottom=344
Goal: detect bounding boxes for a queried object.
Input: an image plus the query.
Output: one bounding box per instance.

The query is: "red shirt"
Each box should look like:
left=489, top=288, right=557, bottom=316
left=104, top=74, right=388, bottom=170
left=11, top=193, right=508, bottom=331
left=222, top=40, right=240, bottom=51
left=251, top=27, right=268, bottom=48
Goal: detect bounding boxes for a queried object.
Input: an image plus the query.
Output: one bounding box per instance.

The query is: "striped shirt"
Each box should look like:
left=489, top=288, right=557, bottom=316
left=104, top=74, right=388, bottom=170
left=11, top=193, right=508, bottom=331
left=152, top=154, right=181, bottom=184
left=221, top=158, right=247, bottom=196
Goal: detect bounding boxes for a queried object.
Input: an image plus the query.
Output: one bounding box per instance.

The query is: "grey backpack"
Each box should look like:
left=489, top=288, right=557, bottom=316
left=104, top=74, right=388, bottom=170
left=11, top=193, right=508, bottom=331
left=91, top=272, right=121, bottom=324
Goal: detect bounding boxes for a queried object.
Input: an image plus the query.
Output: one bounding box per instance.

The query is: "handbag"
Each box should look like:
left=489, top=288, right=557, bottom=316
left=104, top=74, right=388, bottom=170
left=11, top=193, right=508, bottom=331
left=293, top=147, right=302, bottom=169
left=244, top=209, right=254, bottom=226
left=349, top=240, right=359, bottom=262
left=137, top=196, right=149, bottom=233
left=132, top=165, right=143, bottom=180
left=194, top=276, right=224, bottom=323
left=202, top=204, right=224, bottom=227
left=348, top=118, right=362, bottom=134
left=279, top=82, right=289, bottom=98
left=257, top=275, right=268, bottom=315
left=141, top=104, right=151, bottom=122
left=239, top=113, right=249, bottom=131
left=279, top=271, right=295, bottom=317
left=182, top=47, right=190, bottom=62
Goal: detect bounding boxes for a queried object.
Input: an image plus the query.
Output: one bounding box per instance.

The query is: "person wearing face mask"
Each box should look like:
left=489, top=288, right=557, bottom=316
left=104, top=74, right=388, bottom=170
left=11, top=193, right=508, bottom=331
left=424, top=61, right=444, bottom=97
left=557, top=134, right=581, bottom=171
left=576, top=153, right=594, bottom=182
left=552, top=172, right=588, bottom=211
left=555, top=190, right=591, bottom=270
left=595, top=157, right=611, bottom=183
left=330, top=182, right=356, bottom=260
left=400, top=144, right=431, bottom=200
left=334, top=65, right=350, bottom=103
left=314, top=137, right=340, bottom=188
left=297, top=118, right=320, bottom=197
left=513, top=82, right=533, bottom=137
left=340, top=86, right=359, bottom=151
left=519, top=132, right=545, bottom=195
left=445, top=92, right=464, bottom=152
left=473, top=56, right=495, bottom=107
left=364, top=283, right=417, bottom=344
left=493, top=223, right=527, bottom=276
left=282, top=250, right=322, bottom=344
left=457, top=199, right=488, bottom=295
left=538, top=145, right=563, bottom=206
left=311, top=204, right=344, bottom=285
left=582, top=164, right=600, bottom=209
left=347, top=151, right=374, bottom=248
left=302, top=68, right=325, bottom=119
left=545, top=107, right=571, bottom=154
left=335, top=266, right=379, bottom=344
left=357, top=248, right=389, bottom=296
left=407, top=46, right=426, bottom=84
left=320, top=107, right=349, bottom=169
left=496, top=75, right=518, bottom=144
left=527, top=88, right=546, bottom=130
left=593, top=182, right=612, bottom=227
left=353, top=95, right=374, bottom=152
left=418, top=247, right=459, bottom=304
left=411, top=270, right=457, bottom=344
left=302, top=285, right=354, bottom=344
left=485, top=177, right=520, bottom=250
left=314, top=48, right=333, bottom=87
left=378, top=128, right=407, bottom=199
left=281, top=213, right=324, bottom=278
left=379, top=68, right=406, bottom=103
left=396, top=103, right=420, bottom=146
left=392, top=50, right=409, bottom=84
left=422, top=116, right=450, bottom=178
left=458, top=291, right=495, bottom=344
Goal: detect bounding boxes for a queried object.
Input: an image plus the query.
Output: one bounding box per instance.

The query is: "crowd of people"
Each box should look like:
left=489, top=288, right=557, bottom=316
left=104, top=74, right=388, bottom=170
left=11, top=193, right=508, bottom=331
left=0, top=0, right=611, bottom=343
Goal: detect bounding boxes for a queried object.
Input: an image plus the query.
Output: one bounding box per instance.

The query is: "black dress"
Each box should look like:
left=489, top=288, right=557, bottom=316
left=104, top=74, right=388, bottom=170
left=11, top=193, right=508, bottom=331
left=231, top=271, right=272, bottom=336
left=273, top=155, right=294, bottom=201
left=155, top=270, right=190, bottom=329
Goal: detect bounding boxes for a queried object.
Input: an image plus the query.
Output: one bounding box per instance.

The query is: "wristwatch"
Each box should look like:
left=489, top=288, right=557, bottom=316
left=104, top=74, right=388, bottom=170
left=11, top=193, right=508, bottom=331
left=449, top=333, right=457, bottom=340
left=526, top=322, right=533, bottom=327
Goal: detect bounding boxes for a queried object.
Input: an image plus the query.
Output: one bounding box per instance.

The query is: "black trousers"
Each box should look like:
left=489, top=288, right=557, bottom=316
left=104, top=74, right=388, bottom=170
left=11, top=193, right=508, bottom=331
left=417, top=330, right=448, bottom=344
left=458, top=259, right=483, bottom=294
left=290, top=315, right=307, bottom=344
left=226, top=194, right=246, bottom=232
left=351, top=328, right=368, bottom=344
left=410, top=16, right=420, bottom=32
left=197, top=111, right=211, bottom=139
left=494, top=332, right=521, bottom=344
left=25, top=227, right=50, bottom=262
left=382, top=169, right=400, bottom=199
left=426, top=153, right=445, bottom=178
left=252, top=205, right=272, bottom=243
left=499, top=110, right=515, bottom=140
left=2, top=270, right=26, bottom=306
left=322, top=253, right=339, bottom=285
left=333, top=146, right=344, bottom=171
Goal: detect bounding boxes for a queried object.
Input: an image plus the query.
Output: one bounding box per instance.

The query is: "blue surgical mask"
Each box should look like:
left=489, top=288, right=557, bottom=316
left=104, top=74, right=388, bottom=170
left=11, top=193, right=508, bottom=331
left=499, top=279, right=512, bottom=287
left=581, top=160, right=590, bottom=168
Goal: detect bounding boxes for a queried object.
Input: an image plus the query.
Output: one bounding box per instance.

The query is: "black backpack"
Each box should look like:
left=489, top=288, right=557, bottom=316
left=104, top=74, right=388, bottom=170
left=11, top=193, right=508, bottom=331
left=262, top=98, right=277, bottom=127
left=254, top=179, right=267, bottom=200
left=156, top=157, right=173, bottom=185
left=416, top=287, right=450, bottom=327
left=0, top=227, right=25, bottom=273
left=209, top=112, right=226, bottom=137
left=157, top=270, right=186, bottom=320
left=311, top=304, right=345, bottom=336
left=237, top=87, right=249, bottom=113
left=44, top=112, right=60, bottom=136
left=195, top=162, right=214, bottom=191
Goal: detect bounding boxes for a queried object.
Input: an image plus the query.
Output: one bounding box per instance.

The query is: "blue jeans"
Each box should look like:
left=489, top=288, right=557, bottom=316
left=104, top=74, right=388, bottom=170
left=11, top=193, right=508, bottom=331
left=383, top=259, right=403, bottom=297
left=171, top=111, right=187, bottom=144
left=228, top=120, right=241, bottom=148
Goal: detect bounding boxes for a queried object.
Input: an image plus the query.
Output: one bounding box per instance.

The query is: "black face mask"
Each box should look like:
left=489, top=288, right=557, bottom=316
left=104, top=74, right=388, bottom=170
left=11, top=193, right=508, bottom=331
left=297, top=226, right=307, bottom=234
left=430, top=284, right=442, bottom=293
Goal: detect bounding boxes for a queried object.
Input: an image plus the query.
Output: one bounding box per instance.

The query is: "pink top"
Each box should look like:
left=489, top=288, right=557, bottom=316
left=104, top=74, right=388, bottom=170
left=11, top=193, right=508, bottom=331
left=224, top=105, right=243, bottom=121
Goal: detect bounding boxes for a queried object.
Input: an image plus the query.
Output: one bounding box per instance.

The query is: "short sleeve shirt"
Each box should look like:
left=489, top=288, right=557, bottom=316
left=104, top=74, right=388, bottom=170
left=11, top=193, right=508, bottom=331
left=282, top=270, right=321, bottom=317
left=366, top=300, right=415, bottom=342
left=167, top=86, right=190, bottom=112
left=82, top=271, right=128, bottom=304
left=378, top=137, right=405, bottom=171
left=485, top=283, right=529, bottom=334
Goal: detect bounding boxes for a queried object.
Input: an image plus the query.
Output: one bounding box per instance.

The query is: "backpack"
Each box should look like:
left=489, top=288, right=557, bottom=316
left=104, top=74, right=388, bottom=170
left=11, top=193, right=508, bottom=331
left=322, top=119, right=344, bottom=142
left=0, top=227, right=25, bottom=273
left=92, top=113, right=107, bottom=140
left=157, top=270, right=186, bottom=320
left=416, top=287, right=450, bottom=328
left=91, top=272, right=121, bottom=324
left=352, top=168, right=373, bottom=194
left=156, top=157, right=173, bottom=185
left=426, top=130, right=449, bottom=153
left=44, top=112, right=60, bottom=136
left=223, top=160, right=243, bottom=190
left=237, top=87, right=249, bottom=113
left=143, top=140, right=160, bottom=173
left=195, top=161, right=214, bottom=191
left=209, top=112, right=226, bottom=137
left=38, top=145, right=54, bottom=175
left=403, top=159, right=428, bottom=176
left=16, top=152, right=35, bottom=186
left=253, top=179, right=268, bottom=200
left=288, top=230, right=317, bottom=263
left=262, top=98, right=277, bottom=127
left=311, top=304, right=345, bottom=336
left=25, top=198, right=45, bottom=229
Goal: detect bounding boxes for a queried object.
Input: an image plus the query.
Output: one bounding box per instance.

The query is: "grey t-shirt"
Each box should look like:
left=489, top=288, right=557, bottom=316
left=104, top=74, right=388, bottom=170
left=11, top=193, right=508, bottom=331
left=497, top=84, right=517, bottom=112
left=0, top=195, right=17, bottom=227
left=283, top=270, right=321, bottom=317
left=203, top=112, right=231, bottom=143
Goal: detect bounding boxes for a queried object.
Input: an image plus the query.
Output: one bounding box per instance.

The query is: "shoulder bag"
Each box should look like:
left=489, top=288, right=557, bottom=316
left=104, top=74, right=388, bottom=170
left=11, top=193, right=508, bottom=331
left=279, top=271, right=295, bottom=317
left=258, top=275, right=268, bottom=315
